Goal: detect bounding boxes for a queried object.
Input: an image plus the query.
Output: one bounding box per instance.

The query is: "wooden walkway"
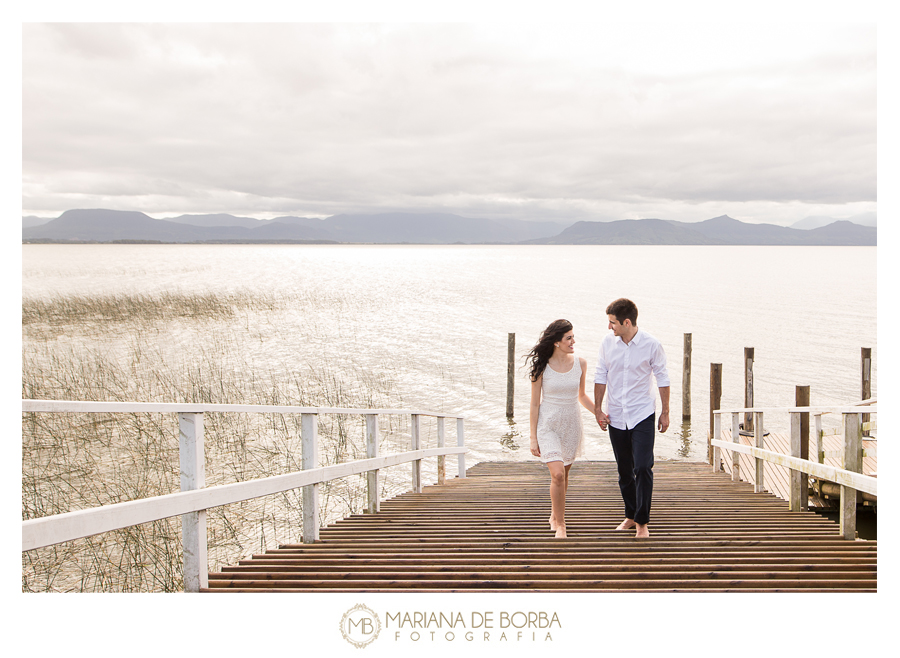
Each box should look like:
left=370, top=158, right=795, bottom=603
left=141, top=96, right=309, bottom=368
left=204, top=461, right=876, bottom=592
left=718, top=429, right=877, bottom=508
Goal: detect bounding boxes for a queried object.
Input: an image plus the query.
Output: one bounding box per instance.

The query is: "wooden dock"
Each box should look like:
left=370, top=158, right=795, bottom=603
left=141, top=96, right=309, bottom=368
left=204, top=460, right=877, bottom=592
left=718, top=429, right=877, bottom=508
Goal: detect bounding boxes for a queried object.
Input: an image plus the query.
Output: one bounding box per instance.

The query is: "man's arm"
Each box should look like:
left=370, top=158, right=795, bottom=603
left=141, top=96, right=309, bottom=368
left=658, top=386, right=670, bottom=433
left=594, top=383, right=609, bottom=430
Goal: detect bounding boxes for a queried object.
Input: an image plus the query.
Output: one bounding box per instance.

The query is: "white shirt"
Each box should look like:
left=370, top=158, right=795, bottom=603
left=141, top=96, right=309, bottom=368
left=594, top=328, right=670, bottom=430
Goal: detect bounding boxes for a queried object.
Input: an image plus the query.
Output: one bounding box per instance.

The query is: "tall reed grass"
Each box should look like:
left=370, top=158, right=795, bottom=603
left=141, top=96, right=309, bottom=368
left=22, top=290, right=418, bottom=592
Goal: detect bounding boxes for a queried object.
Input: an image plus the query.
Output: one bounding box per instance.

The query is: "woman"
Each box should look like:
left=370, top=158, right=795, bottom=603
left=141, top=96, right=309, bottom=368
left=527, top=319, right=594, bottom=538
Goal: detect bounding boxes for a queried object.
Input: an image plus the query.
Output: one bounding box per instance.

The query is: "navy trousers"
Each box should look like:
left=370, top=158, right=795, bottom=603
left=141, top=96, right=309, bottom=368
left=608, top=413, right=655, bottom=525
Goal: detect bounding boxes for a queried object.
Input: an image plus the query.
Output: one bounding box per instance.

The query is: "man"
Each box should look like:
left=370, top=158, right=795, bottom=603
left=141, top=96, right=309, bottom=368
left=594, top=298, right=670, bottom=539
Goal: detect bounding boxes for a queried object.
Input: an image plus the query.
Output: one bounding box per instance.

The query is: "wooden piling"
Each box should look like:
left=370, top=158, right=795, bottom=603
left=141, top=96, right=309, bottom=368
left=507, top=333, right=515, bottom=418
left=861, top=347, right=871, bottom=436
left=709, top=363, right=722, bottom=465
left=744, top=348, right=755, bottom=432
left=682, top=333, right=692, bottom=420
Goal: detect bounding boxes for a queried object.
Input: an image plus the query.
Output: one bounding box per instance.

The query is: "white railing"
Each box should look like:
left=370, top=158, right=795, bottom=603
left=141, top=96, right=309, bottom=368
left=21, top=399, right=467, bottom=592
left=711, top=402, right=876, bottom=541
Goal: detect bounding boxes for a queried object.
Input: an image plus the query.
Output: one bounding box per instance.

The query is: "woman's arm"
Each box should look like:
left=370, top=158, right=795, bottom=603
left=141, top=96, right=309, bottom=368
left=529, top=374, right=542, bottom=456
left=577, top=357, right=594, bottom=412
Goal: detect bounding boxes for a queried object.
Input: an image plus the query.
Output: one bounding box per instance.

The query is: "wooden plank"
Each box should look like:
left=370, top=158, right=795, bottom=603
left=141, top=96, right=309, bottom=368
left=204, top=461, right=876, bottom=593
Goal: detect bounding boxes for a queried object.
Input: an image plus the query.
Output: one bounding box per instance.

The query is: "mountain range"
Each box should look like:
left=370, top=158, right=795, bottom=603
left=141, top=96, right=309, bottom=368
left=22, top=209, right=876, bottom=246
left=527, top=216, right=876, bottom=246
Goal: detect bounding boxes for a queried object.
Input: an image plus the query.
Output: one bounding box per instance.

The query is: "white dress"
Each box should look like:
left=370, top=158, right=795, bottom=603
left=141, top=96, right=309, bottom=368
left=537, top=357, right=584, bottom=465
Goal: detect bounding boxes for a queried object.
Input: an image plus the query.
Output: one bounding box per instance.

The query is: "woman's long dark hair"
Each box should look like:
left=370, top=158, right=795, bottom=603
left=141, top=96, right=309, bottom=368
left=524, top=319, right=573, bottom=382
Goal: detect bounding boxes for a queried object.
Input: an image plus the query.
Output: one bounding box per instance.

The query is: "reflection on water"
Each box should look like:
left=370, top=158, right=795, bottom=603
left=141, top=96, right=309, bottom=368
left=500, top=418, right=521, bottom=452
left=676, top=420, right=695, bottom=459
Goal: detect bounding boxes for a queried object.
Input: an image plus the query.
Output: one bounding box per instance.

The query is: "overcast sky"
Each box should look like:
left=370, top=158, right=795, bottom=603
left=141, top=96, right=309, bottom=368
left=22, top=21, right=877, bottom=226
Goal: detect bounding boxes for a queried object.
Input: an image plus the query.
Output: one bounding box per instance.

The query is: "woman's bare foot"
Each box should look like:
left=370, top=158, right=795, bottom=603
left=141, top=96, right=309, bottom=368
left=549, top=516, right=558, bottom=531
left=615, top=518, right=636, bottom=530
left=635, top=523, right=650, bottom=539
left=554, top=525, right=567, bottom=539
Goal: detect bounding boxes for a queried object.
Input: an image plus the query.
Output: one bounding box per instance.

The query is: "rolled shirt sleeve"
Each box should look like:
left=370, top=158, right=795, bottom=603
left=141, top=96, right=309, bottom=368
left=594, top=338, right=609, bottom=384
left=651, top=340, right=670, bottom=388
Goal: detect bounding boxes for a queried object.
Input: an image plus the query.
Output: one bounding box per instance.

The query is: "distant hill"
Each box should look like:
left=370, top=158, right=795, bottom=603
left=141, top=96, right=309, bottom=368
left=22, top=216, right=53, bottom=229
left=529, top=218, right=719, bottom=245
left=804, top=220, right=878, bottom=245
left=22, top=209, right=566, bottom=244
left=22, top=209, right=876, bottom=246
left=165, top=213, right=272, bottom=228
left=791, top=212, right=877, bottom=230
left=525, top=215, right=876, bottom=246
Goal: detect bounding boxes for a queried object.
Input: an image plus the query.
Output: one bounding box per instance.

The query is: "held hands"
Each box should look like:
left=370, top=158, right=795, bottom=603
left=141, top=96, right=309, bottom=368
left=658, top=411, right=670, bottom=433
left=595, top=409, right=609, bottom=431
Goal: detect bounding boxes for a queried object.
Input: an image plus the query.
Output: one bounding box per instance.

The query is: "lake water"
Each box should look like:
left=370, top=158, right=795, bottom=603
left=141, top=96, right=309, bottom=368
left=22, top=243, right=877, bottom=465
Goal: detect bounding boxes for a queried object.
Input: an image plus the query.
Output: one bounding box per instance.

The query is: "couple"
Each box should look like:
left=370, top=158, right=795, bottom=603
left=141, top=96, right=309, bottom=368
left=528, top=298, right=670, bottom=539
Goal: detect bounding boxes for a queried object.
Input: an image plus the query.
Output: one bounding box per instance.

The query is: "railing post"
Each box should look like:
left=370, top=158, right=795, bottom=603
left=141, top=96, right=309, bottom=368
left=731, top=412, right=741, bottom=481
left=178, top=412, right=208, bottom=592
left=411, top=414, right=422, bottom=493
left=437, top=416, right=446, bottom=485
left=840, top=413, right=862, bottom=540
left=709, top=363, right=722, bottom=465
left=457, top=417, right=466, bottom=478
left=301, top=413, right=319, bottom=542
left=753, top=411, right=765, bottom=493
left=712, top=412, right=722, bottom=472
left=365, top=414, right=380, bottom=513
left=789, top=411, right=802, bottom=511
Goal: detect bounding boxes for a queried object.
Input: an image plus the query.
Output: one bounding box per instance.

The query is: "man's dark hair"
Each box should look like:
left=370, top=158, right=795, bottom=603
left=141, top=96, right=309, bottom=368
left=606, top=298, right=638, bottom=326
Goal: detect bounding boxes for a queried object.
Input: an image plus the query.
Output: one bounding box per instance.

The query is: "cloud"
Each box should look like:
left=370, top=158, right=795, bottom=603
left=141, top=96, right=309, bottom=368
left=22, top=22, right=876, bottom=224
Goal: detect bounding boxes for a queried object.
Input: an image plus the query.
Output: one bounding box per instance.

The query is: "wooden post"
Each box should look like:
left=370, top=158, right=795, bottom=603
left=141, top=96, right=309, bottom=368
left=840, top=413, right=862, bottom=540
left=411, top=414, right=422, bottom=493
left=861, top=347, right=872, bottom=436
left=457, top=417, right=466, bottom=478
left=744, top=348, right=755, bottom=432
left=709, top=363, right=722, bottom=465
left=794, top=385, right=810, bottom=510
left=682, top=333, right=692, bottom=420
left=301, top=413, right=319, bottom=543
left=507, top=333, right=515, bottom=418
left=179, top=412, right=208, bottom=592
left=437, top=416, right=446, bottom=485
left=754, top=411, right=765, bottom=494
left=365, top=414, right=380, bottom=513
left=731, top=412, right=741, bottom=482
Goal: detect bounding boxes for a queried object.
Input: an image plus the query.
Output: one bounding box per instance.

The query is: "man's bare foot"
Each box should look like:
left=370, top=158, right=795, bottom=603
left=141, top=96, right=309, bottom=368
left=554, top=526, right=567, bottom=539
left=635, top=523, right=650, bottom=539
left=615, top=518, right=636, bottom=530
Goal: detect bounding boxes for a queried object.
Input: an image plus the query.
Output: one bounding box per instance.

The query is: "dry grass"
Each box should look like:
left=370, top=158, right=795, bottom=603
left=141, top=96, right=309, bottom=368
left=22, top=290, right=418, bottom=592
